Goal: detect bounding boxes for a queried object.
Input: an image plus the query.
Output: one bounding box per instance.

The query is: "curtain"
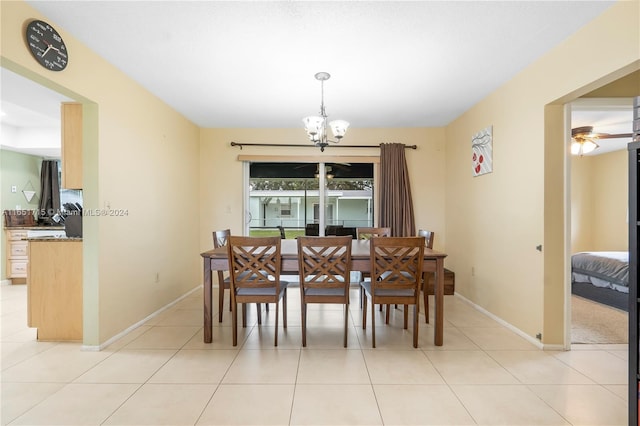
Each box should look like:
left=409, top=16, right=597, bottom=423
left=379, top=143, right=415, bottom=237
left=38, top=160, right=61, bottom=222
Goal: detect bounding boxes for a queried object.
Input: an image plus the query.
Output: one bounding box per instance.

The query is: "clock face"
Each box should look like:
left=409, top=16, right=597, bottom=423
left=25, top=20, right=68, bottom=71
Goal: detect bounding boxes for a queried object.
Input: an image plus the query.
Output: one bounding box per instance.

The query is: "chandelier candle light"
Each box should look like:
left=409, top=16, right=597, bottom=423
left=303, top=72, right=349, bottom=152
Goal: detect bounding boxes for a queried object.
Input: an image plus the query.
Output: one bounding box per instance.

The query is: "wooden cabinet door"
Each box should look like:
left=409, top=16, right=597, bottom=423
left=61, top=102, right=83, bottom=189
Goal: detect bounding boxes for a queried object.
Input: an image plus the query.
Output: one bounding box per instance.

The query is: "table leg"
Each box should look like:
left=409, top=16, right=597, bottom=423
left=203, top=259, right=213, bottom=343
left=434, top=258, right=444, bottom=346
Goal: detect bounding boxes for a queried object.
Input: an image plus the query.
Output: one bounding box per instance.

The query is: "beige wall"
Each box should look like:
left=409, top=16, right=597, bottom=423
left=1, top=1, right=201, bottom=346
left=444, top=1, right=639, bottom=345
left=592, top=150, right=628, bottom=251
left=571, top=150, right=628, bottom=253
left=199, top=127, right=447, bottom=251
left=571, top=155, right=595, bottom=252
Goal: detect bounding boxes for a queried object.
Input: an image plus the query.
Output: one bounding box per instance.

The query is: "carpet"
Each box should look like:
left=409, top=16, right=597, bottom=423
left=571, top=295, right=628, bottom=344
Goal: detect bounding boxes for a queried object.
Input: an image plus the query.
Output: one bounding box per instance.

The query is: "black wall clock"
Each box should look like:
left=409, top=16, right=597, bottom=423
left=25, top=20, right=68, bottom=71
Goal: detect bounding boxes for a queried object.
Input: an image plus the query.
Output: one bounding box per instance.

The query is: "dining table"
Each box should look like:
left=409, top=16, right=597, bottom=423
left=200, top=238, right=448, bottom=346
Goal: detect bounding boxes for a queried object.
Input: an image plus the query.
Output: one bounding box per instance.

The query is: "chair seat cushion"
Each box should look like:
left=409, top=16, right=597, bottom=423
left=236, top=281, right=289, bottom=297
left=360, top=281, right=415, bottom=297
left=304, top=287, right=347, bottom=297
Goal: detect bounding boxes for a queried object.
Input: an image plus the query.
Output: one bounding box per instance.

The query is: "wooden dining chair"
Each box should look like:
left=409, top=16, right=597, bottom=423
left=212, top=229, right=232, bottom=322
left=214, top=230, right=269, bottom=323
left=418, top=229, right=435, bottom=323
left=386, top=230, right=436, bottom=323
left=297, top=236, right=352, bottom=347
left=356, top=227, right=391, bottom=240
left=227, top=236, right=288, bottom=346
left=356, top=227, right=391, bottom=309
left=361, top=236, right=425, bottom=348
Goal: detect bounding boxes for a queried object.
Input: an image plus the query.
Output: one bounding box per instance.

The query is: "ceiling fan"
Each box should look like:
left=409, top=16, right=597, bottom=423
left=571, top=125, right=632, bottom=156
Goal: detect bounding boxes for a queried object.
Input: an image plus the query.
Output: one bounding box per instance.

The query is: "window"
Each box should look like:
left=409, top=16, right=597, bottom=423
left=280, top=203, right=292, bottom=217
left=246, top=162, right=374, bottom=236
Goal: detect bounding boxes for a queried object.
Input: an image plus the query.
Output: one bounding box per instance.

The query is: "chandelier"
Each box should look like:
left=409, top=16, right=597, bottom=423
left=303, top=72, right=349, bottom=152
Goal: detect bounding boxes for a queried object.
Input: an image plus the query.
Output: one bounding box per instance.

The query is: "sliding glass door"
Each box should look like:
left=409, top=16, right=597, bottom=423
left=245, top=162, right=373, bottom=238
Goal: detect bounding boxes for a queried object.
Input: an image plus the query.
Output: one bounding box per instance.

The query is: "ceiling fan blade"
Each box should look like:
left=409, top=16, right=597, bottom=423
left=596, top=133, right=633, bottom=139
left=571, top=126, right=594, bottom=137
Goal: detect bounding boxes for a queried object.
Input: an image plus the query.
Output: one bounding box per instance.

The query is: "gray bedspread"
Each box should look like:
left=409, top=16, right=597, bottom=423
left=571, top=251, right=629, bottom=288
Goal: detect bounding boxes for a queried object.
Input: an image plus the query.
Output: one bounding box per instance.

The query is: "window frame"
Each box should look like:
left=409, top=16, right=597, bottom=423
left=241, top=155, right=379, bottom=236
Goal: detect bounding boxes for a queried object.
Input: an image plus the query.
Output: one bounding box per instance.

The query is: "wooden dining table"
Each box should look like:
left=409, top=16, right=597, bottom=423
left=200, top=238, right=448, bottom=346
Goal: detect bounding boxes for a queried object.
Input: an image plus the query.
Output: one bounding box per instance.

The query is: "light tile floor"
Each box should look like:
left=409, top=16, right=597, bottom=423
left=1, top=283, right=628, bottom=425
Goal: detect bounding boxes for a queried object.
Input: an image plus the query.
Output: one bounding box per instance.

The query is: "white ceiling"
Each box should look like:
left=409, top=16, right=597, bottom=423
left=571, top=98, right=634, bottom=155
left=1, top=68, right=71, bottom=128
left=1, top=1, right=633, bottom=156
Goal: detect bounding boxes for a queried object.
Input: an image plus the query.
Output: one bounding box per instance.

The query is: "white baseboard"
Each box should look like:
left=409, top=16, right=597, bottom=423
left=82, top=285, right=202, bottom=352
left=453, top=292, right=549, bottom=350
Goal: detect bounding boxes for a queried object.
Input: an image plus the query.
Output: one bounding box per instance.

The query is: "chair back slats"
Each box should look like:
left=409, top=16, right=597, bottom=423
left=370, top=237, right=425, bottom=292
left=213, top=229, right=230, bottom=249
left=356, top=227, right=391, bottom=240
left=297, top=236, right=352, bottom=289
left=228, top=236, right=282, bottom=289
left=297, top=235, right=352, bottom=347
left=417, top=229, right=434, bottom=249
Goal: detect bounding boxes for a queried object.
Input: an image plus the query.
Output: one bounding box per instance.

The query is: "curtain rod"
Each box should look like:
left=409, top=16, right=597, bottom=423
left=230, top=142, right=417, bottom=150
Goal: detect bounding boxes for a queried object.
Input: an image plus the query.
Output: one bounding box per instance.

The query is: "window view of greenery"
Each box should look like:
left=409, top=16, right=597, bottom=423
left=248, top=163, right=373, bottom=238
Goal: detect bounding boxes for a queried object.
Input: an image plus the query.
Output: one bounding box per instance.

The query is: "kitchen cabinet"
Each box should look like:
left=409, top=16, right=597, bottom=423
left=27, top=238, right=82, bottom=341
left=61, top=102, right=82, bottom=189
left=5, top=229, right=28, bottom=283
left=4, top=227, right=65, bottom=284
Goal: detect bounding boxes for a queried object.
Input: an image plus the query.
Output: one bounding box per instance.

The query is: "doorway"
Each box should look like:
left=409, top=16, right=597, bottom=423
left=568, top=98, right=632, bottom=345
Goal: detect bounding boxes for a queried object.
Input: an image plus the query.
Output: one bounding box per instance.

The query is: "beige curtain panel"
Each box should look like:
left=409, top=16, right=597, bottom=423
left=379, top=143, right=415, bottom=237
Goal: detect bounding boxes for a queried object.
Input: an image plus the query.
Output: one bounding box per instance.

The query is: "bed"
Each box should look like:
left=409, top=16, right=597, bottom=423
left=571, top=251, right=629, bottom=310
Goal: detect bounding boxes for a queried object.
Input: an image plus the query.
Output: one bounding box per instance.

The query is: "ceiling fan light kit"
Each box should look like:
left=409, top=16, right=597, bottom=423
left=571, top=126, right=599, bottom=156
left=571, top=138, right=599, bottom=156
left=303, top=72, right=349, bottom=152
left=570, top=125, right=632, bottom=156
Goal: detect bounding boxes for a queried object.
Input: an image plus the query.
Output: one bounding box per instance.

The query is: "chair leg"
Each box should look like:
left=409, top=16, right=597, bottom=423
left=413, top=304, right=419, bottom=348
left=301, top=303, right=307, bottom=347
left=403, top=305, right=408, bottom=329
left=343, top=303, right=348, bottom=348
left=385, top=304, right=390, bottom=324
left=218, top=283, right=224, bottom=323
left=371, top=298, right=376, bottom=348
left=362, top=292, right=368, bottom=329
left=424, top=290, right=430, bottom=324
left=274, top=302, right=280, bottom=347
left=283, top=289, right=287, bottom=328
left=232, top=301, right=238, bottom=346
left=242, top=304, right=247, bottom=328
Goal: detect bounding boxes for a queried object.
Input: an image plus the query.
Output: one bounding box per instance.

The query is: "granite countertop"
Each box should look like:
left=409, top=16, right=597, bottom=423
left=26, top=236, right=82, bottom=242
left=5, top=226, right=65, bottom=230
